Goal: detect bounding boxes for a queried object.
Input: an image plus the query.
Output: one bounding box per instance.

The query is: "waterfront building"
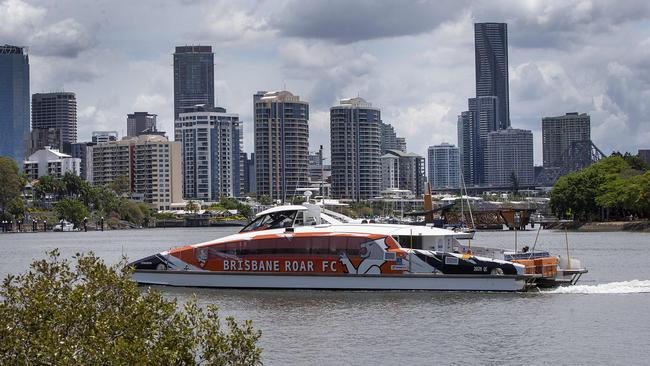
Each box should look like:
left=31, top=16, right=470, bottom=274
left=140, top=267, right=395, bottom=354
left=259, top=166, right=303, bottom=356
left=28, top=128, right=63, bottom=155
left=241, top=152, right=250, bottom=195
left=175, top=105, right=243, bottom=200
left=380, top=153, right=399, bottom=191
left=66, top=142, right=96, bottom=181
left=173, top=45, right=214, bottom=121
left=639, top=149, right=650, bottom=167
left=542, top=112, right=591, bottom=168
left=127, top=112, right=158, bottom=137
left=485, top=128, right=534, bottom=186
left=254, top=90, right=309, bottom=201
left=428, top=143, right=460, bottom=190
left=92, top=131, right=118, bottom=144
left=24, top=147, right=81, bottom=180
left=397, top=137, right=407, bottom=153
left=379, top=121, right=406, bottom=154
left=330, top=97, right=381, bottom=201
left=308, top=147, right=331, bottom=184
left=380, top=149, right=426, bottom=196
left=457, top=111, right=474, bottom=186
left=457, top=96, right=499, bottom=186
left=91, top=135, right=182, bottom=210
left=245, top=152, right=256, bottom=194
left=0, top=45, right=30, bottom=163
left=474, top=22, right=510, bottom=129
left=31, top=92, right=77, bottom=144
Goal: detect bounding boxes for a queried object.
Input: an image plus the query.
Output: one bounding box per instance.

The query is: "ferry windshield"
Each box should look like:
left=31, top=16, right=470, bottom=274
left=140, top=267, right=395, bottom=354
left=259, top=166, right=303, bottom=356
left=240, top=211, right=298, bottom=233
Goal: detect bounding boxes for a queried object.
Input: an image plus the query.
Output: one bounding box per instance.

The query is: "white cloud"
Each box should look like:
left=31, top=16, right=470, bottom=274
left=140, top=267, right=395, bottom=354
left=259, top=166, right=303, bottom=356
left=191, top=0, right=274, bottom=45
left=0, top=0, right=94, bottom=57
left=0, top=0, right=44, bottom=40
left=15, top=0, right=650, bottom=168
left=30, top=18, right=94, bottom=57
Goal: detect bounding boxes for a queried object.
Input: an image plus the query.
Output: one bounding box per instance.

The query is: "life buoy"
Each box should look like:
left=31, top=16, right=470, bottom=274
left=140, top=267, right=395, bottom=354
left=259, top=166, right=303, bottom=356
left=491, top=267, right=504, bottom=275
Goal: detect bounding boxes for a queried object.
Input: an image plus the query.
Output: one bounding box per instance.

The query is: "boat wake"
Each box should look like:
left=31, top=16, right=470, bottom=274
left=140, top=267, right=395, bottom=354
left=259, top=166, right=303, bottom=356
left=545, top=280, right=650, bottom=294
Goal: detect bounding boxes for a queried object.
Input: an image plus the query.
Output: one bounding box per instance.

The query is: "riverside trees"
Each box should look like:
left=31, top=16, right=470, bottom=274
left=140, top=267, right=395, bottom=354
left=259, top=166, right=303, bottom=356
left=0, top=251, right=262, bottom=365
left=550, top=156, right=650, bottom=221
left=0, top=157, right=23, bottom=220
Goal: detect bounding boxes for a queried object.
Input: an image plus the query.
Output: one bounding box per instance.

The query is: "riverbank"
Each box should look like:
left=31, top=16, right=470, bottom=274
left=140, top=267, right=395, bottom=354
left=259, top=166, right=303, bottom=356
left=545, top=220, right=650, bottom=232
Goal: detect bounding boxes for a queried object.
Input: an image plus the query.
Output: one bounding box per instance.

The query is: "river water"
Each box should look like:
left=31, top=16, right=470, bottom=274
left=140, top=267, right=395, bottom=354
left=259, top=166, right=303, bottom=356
left=2, top=228, right=649, bottom=365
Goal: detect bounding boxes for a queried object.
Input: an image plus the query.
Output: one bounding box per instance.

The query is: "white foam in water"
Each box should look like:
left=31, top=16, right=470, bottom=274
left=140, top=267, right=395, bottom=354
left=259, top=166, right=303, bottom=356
left=545, top=280, right=650, bottom=294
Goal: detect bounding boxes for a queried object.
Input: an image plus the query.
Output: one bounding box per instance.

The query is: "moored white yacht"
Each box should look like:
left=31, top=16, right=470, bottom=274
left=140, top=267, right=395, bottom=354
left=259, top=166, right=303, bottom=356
left=131, top=200, right=587, bottom=292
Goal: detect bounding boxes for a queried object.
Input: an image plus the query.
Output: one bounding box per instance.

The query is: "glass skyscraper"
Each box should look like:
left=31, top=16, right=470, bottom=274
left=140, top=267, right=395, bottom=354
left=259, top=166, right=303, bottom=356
left=173, top=45, right=215, bottom=124
left=0, top=45, right=30, bottom=163
left=474, top=22, right=510, bottom=130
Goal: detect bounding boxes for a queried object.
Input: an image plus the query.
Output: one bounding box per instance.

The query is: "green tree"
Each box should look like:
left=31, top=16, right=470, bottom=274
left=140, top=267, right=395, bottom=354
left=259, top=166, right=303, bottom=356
left=110, top=175, right=131, bottom=196
left=117, top=201, right=153, bottom=226
left=257, top=195, right=273, bottom=206
left=33, top=175, right=66, bottom=201
left=0, top=157, right=22, bottom=217
left=0, top=250, right=262, bottom=365
left=186, top=200, right=200, bottom=214
left=54, top=198, right=88, bottom=227
left=611, top=151, right=649, bottom=171
left=509, top=171, right=520, bottom=196
left=550, top=156, right=645, bottom=220
left=6, top=197, right=25, bottom=221
left=219, top=196, right=240, bottom=210
left=61, top=172, right=84, bottom=197
left=238, top=204, right=253, bottom=218
left=94, top=186, right=120, bottom=214
left=33, top=175, right=53, bottom=200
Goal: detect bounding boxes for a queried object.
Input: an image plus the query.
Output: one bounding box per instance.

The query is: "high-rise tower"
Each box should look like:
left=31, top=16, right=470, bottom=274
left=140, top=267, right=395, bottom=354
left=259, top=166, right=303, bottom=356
left=474, top=22, right=509, bottom=129
left=173, top=46, right=215, bottom=123
left=254, top=91, right=309, bottom=201
left=542, top=112, right=591, bottom=168
left=485, top=128, right=534, bottom=186
left=175, top=105, right=243, bottom=200
left=0, top=45, right=30, bottom=163
left=428, top=143, right=460, bottom=190
left=31, top=92, right=77, bottom=144
left=330, top=97, right=381, bottom=201
left=127, top=112, right=158, bottom=137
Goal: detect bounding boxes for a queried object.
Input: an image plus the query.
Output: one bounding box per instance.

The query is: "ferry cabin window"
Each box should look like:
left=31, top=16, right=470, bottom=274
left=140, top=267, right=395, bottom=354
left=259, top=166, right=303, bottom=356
left=294, top=211, right=304, bottom=226
left=393, top=235, right=423, bottom=249
left=240, top=211, right=298, bottom=232
left=223, top=236, right=377, bottom=257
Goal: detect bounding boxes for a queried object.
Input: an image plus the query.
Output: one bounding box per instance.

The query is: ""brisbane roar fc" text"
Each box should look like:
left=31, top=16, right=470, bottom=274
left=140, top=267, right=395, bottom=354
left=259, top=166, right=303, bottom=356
left=222, top=259, right=338, bottom=272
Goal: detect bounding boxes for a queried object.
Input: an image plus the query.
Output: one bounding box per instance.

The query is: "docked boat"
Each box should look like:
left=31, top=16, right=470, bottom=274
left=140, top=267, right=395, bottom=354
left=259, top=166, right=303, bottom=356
left=131, top=202, right=587, bottom=292
left=53, top=220, right=75, bottom=232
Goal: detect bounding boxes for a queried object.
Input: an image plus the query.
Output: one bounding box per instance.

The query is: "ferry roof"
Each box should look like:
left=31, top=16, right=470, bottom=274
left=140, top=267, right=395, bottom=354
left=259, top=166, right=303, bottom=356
left=305, top=224, right=462, bottom=237
left=255, top=205, right=308, bottom=217
left=186, top=222, right=465, bottom=249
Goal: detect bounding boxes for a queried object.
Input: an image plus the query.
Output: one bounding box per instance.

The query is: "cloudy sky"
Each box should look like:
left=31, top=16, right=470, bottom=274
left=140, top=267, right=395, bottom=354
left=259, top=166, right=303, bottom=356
left=2, top=0, right=649, bottom=164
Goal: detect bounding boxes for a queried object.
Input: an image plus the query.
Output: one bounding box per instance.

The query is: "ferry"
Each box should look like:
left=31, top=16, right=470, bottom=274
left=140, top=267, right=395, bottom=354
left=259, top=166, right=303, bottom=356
left=131, top=200, right=587, bottom=292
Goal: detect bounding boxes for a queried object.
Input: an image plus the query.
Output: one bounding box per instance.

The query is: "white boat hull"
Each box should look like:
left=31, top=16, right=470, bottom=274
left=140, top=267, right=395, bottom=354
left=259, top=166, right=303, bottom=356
left=133, top=271, right=529, bottom=292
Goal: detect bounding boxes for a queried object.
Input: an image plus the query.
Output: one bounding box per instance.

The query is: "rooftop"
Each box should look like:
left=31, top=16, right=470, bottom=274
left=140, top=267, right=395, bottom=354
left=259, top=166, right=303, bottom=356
left=260, top=90, right=305, bottom=103
left=0, top=44, right=26, bottom=54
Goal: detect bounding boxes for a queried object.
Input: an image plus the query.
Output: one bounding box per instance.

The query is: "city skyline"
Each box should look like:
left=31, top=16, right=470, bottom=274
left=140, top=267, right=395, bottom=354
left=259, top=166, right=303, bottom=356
left=2, top=0, right=649, bottom=164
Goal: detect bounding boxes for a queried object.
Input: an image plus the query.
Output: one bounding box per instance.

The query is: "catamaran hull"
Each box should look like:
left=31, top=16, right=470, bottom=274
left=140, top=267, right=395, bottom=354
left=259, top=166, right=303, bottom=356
left=132, top=271, right=530, bottom=292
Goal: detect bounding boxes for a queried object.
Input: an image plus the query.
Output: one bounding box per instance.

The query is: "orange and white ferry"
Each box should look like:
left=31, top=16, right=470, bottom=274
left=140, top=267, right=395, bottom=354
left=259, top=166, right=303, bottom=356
left=131, top=202, right=587, bottom=292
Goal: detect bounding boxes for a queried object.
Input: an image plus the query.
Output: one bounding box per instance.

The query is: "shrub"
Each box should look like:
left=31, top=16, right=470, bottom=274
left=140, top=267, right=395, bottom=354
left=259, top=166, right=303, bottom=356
left=0, top=251, right=262, bottom=365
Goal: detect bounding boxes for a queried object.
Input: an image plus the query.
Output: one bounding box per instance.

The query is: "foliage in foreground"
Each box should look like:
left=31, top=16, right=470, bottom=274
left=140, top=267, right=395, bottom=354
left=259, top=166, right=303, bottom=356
left=0, top=251, right=262, bottom=365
